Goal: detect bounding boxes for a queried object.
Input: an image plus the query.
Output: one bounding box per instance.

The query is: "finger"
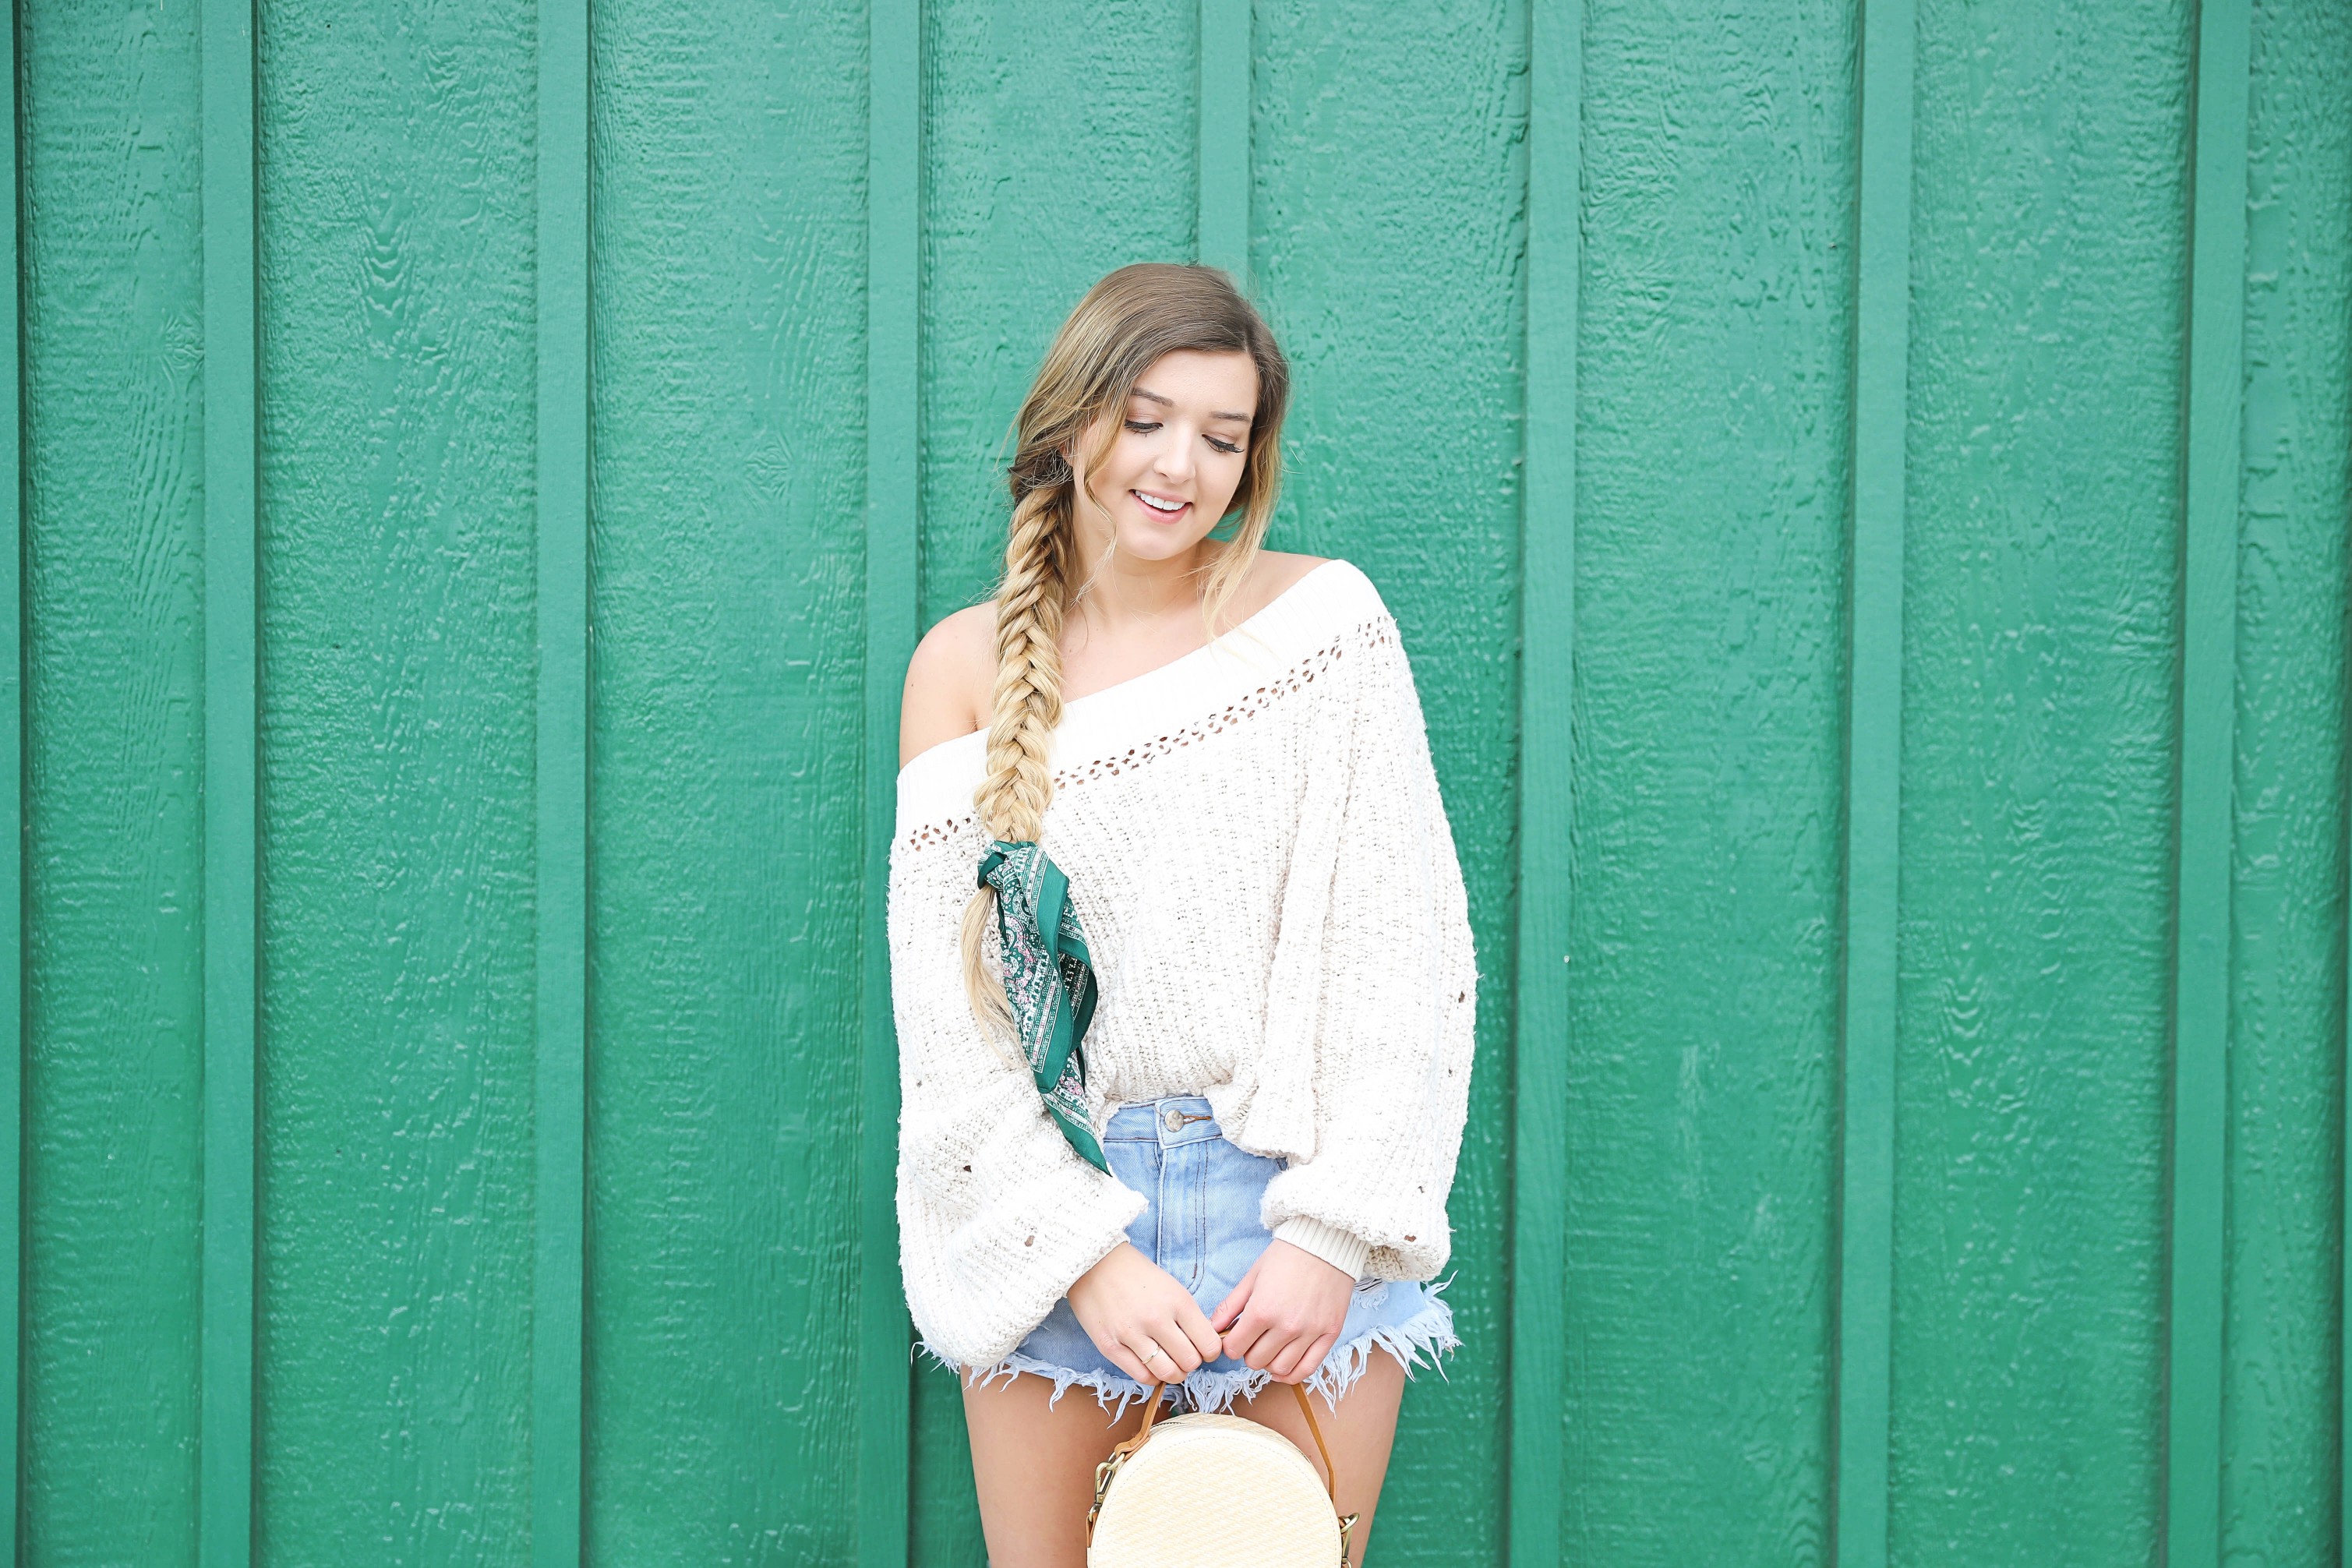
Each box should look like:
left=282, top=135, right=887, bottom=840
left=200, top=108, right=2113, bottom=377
left=1151, top=1320, right=1204, bottom=1376
left=1219, top=1304, right=1266, bottom=1366
left=1210, top=1259, right=1260, bottom=1331
left=1233, top=1311, right=1281, bottom=1371
left=1101, top=1337, right=1157, bottom=1387
left=1265, top=1330, right=1308, bottom=1382
left=1138, top=1336, right=1192, bottom=1383
left=1173, top=1297, right=1224, bottom=1362
left=1273, top=1330, right=1340, bottom=1385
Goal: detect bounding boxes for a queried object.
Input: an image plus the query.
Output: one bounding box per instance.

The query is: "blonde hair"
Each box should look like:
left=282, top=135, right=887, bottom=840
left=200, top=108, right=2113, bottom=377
left=959, top=262, right=1291, bottom=1040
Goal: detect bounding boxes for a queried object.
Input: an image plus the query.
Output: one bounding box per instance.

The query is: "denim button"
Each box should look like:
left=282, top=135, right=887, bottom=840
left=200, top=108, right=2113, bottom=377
left=1162, top=1106, right=1184, bottom=1132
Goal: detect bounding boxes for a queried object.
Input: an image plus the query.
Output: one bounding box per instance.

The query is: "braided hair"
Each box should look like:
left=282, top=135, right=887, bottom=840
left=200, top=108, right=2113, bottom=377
left=958, top=263, right=1291, bottom=1041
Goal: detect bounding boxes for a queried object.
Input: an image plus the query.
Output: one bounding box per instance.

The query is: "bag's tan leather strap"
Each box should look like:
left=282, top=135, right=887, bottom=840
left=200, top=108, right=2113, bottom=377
left=1287, top=1383, right=1339, bottom=1500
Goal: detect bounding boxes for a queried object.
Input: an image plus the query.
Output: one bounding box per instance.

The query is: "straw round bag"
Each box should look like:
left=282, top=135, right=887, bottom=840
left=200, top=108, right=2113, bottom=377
left=1086, top=1380, right=1359, bottom=1567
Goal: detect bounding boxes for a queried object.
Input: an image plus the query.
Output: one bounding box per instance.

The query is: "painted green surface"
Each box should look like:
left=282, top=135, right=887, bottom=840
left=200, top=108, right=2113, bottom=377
left=1893, top=2, right=2189, bottom=1563
left=1566, top=2, right=1854, bottom=1562
left=1249, top=6, right=1525, bottom=1558
left=9, top=2, right=2352, bottom=1565
left=907, top=6, right=1200, bottom=1556
left=252, top=2, right=541, bottom=1560
left=2229, top=3, right=2352, bottom=1563
left=21, top=3, right=207, bottom=1563
left=585, top=1, right=871, bottom=1563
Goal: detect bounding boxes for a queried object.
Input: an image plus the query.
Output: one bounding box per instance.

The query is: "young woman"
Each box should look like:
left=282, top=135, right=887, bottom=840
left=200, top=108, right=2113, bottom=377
left=889, top=262, right=1476, bottom=1565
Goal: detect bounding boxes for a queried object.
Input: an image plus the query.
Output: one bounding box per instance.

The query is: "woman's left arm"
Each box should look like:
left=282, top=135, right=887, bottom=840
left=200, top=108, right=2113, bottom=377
left=1213, top=616, right=1480, bottom=1379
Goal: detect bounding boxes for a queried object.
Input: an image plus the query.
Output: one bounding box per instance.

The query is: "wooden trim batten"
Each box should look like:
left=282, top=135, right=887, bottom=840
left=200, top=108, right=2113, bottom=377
left=197, top=0, right=259, bottom=1563
left=859, top=0, right=921, bottom=1559
left=1509, top=2, right=1577, bottom=1563
left=1831, top=2, right=1914, bottom=1565
left=0, top=0, right=21, bottom=1557
left=531, top=0, right=592, bottom=1559
left=2168, top=1, right=2248, bottom=1563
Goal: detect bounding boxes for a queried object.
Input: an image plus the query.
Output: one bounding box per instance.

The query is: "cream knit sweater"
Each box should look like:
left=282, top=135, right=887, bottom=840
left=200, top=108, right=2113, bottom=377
left=888, top=558, right=1478, bottom=1372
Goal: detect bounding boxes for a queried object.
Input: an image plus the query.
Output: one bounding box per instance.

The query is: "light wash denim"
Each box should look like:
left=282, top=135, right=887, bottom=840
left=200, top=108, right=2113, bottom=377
left=944, top=1093, right=1457, bottom=1419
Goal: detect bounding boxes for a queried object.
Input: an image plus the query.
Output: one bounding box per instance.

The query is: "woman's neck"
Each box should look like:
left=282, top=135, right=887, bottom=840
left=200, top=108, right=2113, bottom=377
left=1065, top=531, right=1224, bottom=640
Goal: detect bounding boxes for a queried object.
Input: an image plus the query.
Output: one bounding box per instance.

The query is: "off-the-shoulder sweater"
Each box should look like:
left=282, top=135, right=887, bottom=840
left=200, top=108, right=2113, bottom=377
left=887, top=557, right=1479, bottom=1372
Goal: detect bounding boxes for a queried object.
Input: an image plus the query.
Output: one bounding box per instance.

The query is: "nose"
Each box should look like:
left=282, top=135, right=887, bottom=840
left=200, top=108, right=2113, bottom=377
left=1152, top=428, right=1195, bottom=486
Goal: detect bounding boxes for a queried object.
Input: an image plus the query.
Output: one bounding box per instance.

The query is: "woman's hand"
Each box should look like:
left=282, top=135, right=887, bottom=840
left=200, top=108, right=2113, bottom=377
left=1066, top=1241, right=1225, bottom=1387
left=1210, top=1239, right=1355, bottom=1383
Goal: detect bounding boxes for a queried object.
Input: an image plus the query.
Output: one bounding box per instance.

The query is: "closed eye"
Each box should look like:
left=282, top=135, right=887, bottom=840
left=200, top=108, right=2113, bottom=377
left=1126, top=418, right=1245, bottom=456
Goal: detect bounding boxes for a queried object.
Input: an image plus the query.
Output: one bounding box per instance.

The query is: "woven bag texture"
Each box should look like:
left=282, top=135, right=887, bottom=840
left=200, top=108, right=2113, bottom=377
left=1088, top=1412, right=1341, bottom=1566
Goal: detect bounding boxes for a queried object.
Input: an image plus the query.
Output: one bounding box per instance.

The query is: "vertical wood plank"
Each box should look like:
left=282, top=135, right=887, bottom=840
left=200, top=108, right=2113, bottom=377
left=2220, top=6, right=2352, bottom=1559
left=1257, top=5, right=1527, bottom=1556
left=2170, top=1, right=2248, bottom=1563
left=862, top=0, right=919, bottom=1559
left=197, top=0, right=257, bottom=1563
left=1895, top=5, right=2184, bottom=1555
left=1196, top=0, right=1249, bottom=280
left=535, top=0, right=590, bottom=1559
left=1567, top=2, right=1851, bottom=1556
left=0, top=0, right=19, bottom=1557
left=586, top=0, right=868, bottom=1553
left=1833, top=1, right=1911, bottom=1564
left=1511, top=1, right=1573, bottom=1563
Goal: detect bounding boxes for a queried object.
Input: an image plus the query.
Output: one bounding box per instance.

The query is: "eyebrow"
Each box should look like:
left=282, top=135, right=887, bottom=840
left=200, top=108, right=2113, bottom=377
left=1132, top=386, right=1253, bottom=425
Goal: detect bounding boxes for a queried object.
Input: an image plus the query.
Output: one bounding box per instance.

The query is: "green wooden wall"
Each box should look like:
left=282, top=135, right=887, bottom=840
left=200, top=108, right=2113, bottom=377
left=10, top=0, right=2351, bottom=1564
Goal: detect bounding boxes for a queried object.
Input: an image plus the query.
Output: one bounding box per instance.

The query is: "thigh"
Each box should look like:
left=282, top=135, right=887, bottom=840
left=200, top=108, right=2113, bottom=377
left=1228, top=1352, right=1407, bottom=1563
left=961, top=1371, right=1155, bottom=1568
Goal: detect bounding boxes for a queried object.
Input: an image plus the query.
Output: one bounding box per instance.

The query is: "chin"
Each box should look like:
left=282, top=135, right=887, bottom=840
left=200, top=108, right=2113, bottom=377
left=1111, top=522, right=1212, bottom=563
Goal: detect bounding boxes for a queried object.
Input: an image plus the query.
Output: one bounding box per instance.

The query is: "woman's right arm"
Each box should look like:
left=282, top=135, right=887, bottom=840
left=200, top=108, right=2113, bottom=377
left=890, top=623, right=1220, bottom=1381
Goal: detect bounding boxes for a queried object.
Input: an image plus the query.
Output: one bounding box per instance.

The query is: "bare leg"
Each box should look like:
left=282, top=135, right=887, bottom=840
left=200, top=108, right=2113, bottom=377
left=961, top=1370, right=1155, bottom=1568
left=1228, top=1353, right=1407, bottom=1563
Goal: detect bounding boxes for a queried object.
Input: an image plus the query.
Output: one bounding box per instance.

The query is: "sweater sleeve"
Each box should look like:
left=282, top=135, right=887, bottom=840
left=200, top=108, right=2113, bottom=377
left=888, top=809, right=1147, bottom=1371
left=1257, top=616, right=1479, bottom=1283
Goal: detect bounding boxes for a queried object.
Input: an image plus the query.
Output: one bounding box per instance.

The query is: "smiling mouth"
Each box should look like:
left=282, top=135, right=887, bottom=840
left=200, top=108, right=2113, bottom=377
left=1132, top=490, right=1190, bottom=517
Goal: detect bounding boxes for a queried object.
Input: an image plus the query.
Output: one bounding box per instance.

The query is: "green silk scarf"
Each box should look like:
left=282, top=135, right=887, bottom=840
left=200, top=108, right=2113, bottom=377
left=976, top=839, right=1109, bottom=1172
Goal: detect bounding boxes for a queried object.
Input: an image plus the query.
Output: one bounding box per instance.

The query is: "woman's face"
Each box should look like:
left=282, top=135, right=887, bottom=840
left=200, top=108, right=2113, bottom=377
left=1069, top=348, right=1259, bottom=564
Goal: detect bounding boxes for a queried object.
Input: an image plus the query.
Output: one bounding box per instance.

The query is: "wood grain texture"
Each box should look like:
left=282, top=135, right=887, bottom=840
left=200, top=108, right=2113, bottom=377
left=1512, top=0, right=1575, bottom=1559
left=532, top=0, right=591, bottom=1556
left=198, top=0, right=260, bottom=1558
left=1566, top=1, right=1855, bottom=1561
left=584, top=0, right=871, bottom=1561
left=1252, top=3, right=1524, bottom=1560
left=2225, top=4, right=2352, bottom=1563
left=1891, top=3, right=2190, bottom=1563
left=254, top=1, right=540, bottom=1559
left=914, top=0, right=1198, bottom=626
left=1836, top=1, right=1916, bottom=1561
left=13, top=2, right=2352, bottom=1558
left=862, top=0, right=921, bottom=1563
left=19, top=4, right=208, bottom=1562
left=2170, top=1, right=2248, bottom=1556
left=0, top=0, right=21, bottom=1555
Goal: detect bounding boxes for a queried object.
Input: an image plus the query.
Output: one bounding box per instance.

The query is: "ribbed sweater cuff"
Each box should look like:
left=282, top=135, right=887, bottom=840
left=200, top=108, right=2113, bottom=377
left=1272, top=1216, right=1371, bottom=1281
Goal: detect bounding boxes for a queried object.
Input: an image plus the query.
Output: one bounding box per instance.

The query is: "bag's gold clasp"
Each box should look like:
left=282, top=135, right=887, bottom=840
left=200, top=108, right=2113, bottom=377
left=1337, top=1510, right=1361, bottom=1566
left=1086, top=1452, right=1124, bottom=1538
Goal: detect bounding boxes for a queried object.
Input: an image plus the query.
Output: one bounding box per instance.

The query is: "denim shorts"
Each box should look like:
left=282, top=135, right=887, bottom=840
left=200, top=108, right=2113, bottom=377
left=951, top=1093, right=1457, bottom=1418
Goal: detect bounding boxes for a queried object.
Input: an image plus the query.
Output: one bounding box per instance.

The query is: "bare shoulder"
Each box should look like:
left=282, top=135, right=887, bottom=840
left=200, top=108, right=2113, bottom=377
left=1220, top=548, right=1333, bottom=624
left=900, top=602, right=995, bottom=767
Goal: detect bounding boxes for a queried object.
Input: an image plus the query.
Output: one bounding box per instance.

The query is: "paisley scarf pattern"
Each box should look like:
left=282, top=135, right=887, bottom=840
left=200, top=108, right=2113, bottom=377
left=977, top=839, right=1108, bottom=1172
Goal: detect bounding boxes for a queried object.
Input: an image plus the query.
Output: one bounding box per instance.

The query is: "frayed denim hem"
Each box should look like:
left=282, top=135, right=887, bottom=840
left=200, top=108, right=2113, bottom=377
left=917, top=1273, right=1461, bottom=1421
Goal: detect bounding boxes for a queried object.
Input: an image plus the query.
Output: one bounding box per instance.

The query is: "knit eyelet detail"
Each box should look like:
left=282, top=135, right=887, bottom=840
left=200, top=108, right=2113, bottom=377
left=896, top=614, right=1398, bottom=853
